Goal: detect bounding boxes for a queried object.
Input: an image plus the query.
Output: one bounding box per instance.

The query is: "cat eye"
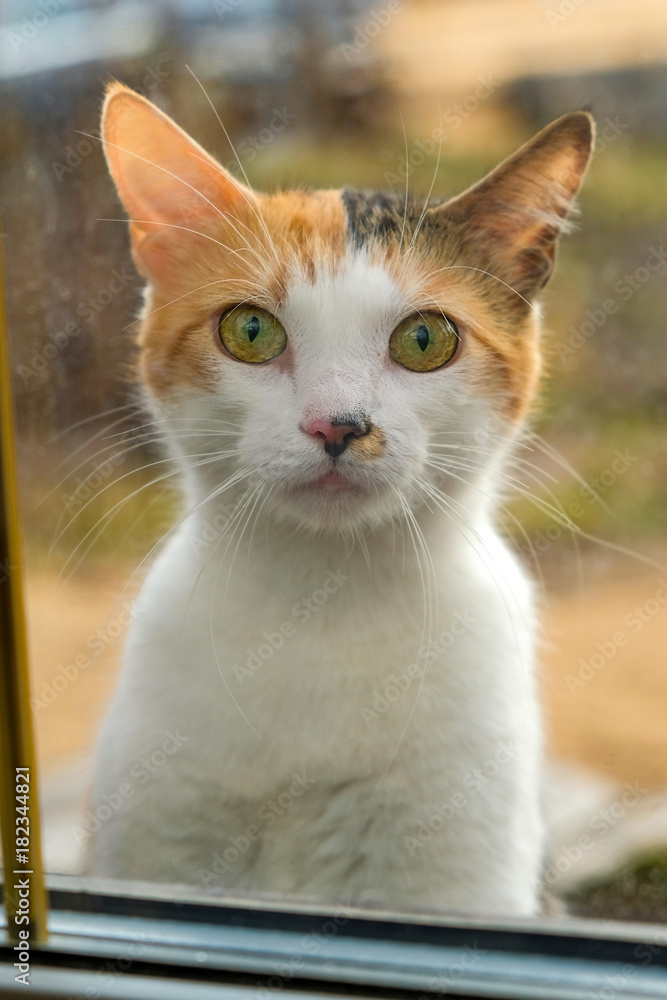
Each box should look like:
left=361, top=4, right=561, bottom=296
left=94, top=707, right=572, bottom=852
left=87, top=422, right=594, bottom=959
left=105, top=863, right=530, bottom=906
left=389, top=312, right=459, bottom=372
left=218, top=305, right=287, bottom=363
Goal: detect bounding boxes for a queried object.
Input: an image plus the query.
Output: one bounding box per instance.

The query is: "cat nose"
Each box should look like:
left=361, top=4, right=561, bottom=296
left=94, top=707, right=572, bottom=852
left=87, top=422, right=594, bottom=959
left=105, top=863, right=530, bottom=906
left=301, top=415, right=369, bottom=459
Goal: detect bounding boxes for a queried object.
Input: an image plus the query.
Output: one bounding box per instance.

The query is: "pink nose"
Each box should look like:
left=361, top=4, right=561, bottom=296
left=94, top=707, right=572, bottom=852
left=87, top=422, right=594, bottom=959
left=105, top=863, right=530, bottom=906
left=301, top=416, right=368, bottom=459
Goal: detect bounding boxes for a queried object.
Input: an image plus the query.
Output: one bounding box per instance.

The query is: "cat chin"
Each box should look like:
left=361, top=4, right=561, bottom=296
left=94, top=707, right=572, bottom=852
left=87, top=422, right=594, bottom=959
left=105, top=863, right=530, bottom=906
left=269, top=482, right=401, bottom=535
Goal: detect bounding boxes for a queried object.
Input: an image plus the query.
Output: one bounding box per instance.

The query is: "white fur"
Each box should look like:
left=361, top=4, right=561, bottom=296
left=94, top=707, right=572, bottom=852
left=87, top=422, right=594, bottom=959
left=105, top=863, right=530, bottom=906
left=89, top=252, right=544, bottom=915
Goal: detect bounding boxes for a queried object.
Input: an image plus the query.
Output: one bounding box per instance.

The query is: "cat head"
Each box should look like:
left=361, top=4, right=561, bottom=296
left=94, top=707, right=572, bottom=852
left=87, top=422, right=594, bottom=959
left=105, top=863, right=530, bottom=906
left=101, top=83, right=593, bottom=535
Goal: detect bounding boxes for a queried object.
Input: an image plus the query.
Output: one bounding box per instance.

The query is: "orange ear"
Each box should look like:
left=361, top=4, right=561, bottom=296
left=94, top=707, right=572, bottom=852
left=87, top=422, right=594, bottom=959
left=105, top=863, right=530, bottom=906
left=101, top=82, right=256, bottom=280
left=440, top=111, right=594, bottom=301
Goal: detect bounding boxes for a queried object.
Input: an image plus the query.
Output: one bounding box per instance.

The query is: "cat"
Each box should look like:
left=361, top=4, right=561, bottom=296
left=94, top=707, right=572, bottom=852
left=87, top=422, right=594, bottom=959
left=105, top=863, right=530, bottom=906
left=86, top=81, right=593, bottom=916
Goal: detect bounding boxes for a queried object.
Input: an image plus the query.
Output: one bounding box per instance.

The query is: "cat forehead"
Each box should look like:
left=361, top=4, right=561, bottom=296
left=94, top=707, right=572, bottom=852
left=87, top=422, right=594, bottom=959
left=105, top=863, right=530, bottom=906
left=254, top=187, right=451, bottom=297
left=265, top=190, right=445, bottom=338
left=281, top=253, right=405, bottom=340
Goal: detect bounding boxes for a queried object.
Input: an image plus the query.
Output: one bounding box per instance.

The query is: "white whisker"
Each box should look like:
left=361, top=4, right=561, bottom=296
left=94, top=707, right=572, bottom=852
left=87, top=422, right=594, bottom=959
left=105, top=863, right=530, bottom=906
left=185, top=64, right=281, bottom=267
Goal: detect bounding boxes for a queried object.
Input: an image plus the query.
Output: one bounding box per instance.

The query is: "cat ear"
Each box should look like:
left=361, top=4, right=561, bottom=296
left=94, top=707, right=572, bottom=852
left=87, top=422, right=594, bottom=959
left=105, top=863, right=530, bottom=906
left=101, top=82, right=256, bottom=279
left=440, top=111, right=594, bottom=302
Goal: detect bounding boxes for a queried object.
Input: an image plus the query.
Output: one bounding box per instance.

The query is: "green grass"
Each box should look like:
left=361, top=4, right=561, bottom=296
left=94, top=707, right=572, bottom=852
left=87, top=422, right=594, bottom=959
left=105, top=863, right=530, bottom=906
left=566, top=848, right=667, bottom=922
left=503, top=422, right=667, bottom=550
left=20, top=461, right=180, bottom=577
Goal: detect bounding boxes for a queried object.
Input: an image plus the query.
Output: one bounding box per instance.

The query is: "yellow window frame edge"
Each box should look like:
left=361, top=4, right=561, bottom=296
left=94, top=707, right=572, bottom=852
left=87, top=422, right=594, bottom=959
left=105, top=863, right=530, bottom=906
left=0, top=210, right=48, bottom=944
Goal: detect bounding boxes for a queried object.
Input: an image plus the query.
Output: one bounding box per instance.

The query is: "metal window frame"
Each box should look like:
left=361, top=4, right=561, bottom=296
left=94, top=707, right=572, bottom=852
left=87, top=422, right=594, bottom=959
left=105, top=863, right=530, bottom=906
left=1, top=876, right=667, bottom=998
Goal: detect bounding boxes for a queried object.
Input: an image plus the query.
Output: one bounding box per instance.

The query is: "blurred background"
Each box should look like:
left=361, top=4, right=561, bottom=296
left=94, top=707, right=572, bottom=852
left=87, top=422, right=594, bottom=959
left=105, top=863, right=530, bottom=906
left=1, top=0, right=667, bottom=921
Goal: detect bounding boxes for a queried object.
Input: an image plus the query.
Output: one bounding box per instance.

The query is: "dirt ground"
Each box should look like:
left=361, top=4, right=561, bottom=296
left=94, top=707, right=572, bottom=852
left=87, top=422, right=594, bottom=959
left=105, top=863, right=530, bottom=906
left=541, top=571, right=667, bottom=788
left=26, top=569, right=136, bottom=769
left=25, top=562, right=667, bottom=791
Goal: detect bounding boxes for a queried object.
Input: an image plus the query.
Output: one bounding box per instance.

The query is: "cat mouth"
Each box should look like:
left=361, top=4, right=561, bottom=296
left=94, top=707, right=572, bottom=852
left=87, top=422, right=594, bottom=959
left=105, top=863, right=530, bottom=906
left=310, top=471, right=358, bottom=492
left=295, top=469, right=364, bottom=494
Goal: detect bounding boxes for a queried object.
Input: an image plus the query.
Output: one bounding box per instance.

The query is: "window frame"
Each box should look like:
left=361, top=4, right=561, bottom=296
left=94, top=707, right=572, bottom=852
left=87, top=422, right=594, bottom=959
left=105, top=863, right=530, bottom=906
left=0, top=215, right=48, bottom=945
left=2, top=874, right=667, bottom=999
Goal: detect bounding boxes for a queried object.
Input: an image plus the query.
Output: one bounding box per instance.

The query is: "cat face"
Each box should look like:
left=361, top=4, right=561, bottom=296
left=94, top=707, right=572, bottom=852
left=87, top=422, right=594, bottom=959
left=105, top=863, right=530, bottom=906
left=101, top=85, right=593, bottom=533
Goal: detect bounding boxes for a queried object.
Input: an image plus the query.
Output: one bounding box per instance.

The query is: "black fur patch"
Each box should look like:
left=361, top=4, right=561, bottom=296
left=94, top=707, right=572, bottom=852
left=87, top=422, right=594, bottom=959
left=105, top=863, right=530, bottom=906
left=341, top=189, right=450, bottom=250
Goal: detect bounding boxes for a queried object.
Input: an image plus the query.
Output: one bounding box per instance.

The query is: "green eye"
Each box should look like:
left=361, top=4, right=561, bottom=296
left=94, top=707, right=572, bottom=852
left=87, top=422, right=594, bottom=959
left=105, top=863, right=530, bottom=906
left=389, top=313, right=459, bottom=372
left=218, top=305, right=287, bottom=363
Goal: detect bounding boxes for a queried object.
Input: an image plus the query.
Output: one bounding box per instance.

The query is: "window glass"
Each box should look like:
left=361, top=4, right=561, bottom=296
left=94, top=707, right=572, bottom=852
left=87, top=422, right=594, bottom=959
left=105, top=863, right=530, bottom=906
left=2, top=0, right=666, bottom=925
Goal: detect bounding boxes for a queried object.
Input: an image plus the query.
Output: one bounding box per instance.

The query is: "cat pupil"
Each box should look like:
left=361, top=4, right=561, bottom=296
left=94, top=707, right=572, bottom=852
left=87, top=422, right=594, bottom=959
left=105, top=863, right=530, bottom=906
left=246, top=316, right=260, bottom=342
left=416, top=324, right=430, bottom=352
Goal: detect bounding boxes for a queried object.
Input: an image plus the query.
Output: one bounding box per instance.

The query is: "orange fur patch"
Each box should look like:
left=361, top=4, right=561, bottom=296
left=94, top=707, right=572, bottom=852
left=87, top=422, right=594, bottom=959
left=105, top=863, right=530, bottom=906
left=137, top=190, right=347, bottom=398
left=349, top=424, right=386, bottom=461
